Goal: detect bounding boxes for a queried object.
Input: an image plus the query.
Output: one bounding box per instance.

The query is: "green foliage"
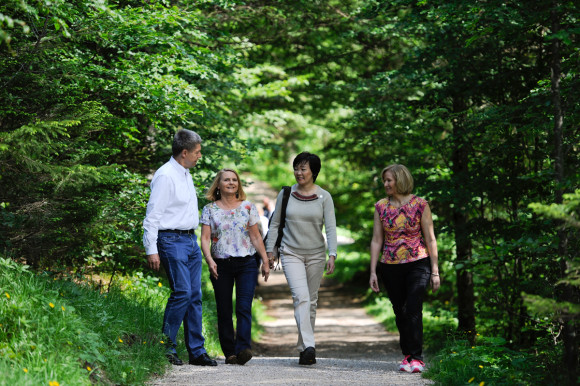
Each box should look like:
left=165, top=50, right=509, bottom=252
left=1, top=0, right=580, bottom=383
left=426, top=335, right=564, bottom=385
left=529, top=189, right=580, bottom=230
left=0, top=256, right=222, bottom=384
left=0, top=0, right=249, bottom=272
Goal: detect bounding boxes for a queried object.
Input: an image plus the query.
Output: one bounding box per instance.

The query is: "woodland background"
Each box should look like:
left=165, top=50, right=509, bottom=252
left=1, top=0, right=578, bottom=384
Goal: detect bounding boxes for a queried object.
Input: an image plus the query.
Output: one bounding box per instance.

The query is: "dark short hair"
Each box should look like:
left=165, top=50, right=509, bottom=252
left=293, top=152, right=321, bottom=182
left=172, top=129, right=202, bottom=157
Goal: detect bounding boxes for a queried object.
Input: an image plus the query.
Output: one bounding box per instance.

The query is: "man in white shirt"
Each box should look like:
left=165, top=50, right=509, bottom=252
left=143, top=129, right=217, bottom=367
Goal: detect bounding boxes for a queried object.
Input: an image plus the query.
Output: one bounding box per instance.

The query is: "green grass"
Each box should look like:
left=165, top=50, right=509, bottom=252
left=0, top=257, right=223, bottom=385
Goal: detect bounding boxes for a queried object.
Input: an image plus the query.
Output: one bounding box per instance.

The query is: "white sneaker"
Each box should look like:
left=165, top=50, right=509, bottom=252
left=399, top=355, right=411, bottom=372
left=410, top=359, right=425, bottom=373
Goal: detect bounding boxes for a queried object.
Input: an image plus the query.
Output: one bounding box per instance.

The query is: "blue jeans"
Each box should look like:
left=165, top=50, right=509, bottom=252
left=158, top=232, right=206, bottom=358
left=377, top=258, right=431, bottom=361
left=210, top=255, right=257, bottom=357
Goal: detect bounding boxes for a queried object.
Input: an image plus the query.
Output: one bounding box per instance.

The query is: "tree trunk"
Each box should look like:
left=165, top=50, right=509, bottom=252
left=452, top=96, right=476, bottom=337
left=550, top=2, right=577, bottom=383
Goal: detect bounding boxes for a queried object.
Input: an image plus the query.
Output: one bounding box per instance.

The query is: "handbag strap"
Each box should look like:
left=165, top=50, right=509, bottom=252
left=274, top=186, right=291, bottom=249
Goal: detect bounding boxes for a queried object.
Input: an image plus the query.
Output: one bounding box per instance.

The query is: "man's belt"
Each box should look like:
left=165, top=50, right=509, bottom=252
left=158, top=229, right=195, bottom=234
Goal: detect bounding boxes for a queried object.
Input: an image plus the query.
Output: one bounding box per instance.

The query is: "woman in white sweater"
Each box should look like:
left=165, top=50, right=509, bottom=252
left=266, top=152, right=338, bottom=365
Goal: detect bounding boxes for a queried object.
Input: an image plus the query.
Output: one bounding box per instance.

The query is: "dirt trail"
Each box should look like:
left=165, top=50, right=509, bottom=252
left=253, top=271, right=400, bottom=359
left=151, top=270, right=432, bottom=385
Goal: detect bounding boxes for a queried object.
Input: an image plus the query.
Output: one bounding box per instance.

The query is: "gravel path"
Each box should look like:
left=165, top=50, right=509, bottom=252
left=150, top=271, right=433, bottom=385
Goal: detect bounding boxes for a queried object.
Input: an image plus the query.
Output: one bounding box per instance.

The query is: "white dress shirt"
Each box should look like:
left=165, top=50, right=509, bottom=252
left=143, top=157, right=199, bottom=255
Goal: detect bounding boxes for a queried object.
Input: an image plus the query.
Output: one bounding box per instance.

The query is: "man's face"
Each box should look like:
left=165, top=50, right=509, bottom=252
left=182, top=144, right=202, bottom=169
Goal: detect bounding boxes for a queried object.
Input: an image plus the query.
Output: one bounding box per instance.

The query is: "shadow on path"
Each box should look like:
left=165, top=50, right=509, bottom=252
left=253, top=269, right=401, bottom=360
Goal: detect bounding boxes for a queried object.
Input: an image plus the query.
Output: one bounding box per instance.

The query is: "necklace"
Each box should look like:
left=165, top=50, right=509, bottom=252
left=217, top=199, right=241, bottom=210
left=296, top=185, right=318, bottom=196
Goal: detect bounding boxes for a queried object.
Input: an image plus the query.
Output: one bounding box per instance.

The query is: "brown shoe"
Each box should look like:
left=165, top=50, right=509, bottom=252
left=225, top=355, right=238, bottom=365
left=166, top=353, right=184, bottom=366
left=236, top=349, right=253, bottom=365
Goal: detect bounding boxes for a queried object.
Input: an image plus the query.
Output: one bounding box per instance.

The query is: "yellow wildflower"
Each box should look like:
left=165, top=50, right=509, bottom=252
left=118, top=338, right=123, bottom=343
left=158, top=282, right=162, bottom=287
left=61, top=306, right=65, bottom=311
left=5, top=293, right=9, bottom=299
left=49, top=303, right=55, bottom=308
left=87, top=366, right=92, bottom=371
left=23, top=368, right=28, bottom=373
left=49, top=381, right=60, bottom=386
left=479, top=365, right=483, bottom=369
left=479, top=382, right=485, bottom=386
left=160, top=340, right=164, bottom=344
left=468, top=378, right=474, bottom=383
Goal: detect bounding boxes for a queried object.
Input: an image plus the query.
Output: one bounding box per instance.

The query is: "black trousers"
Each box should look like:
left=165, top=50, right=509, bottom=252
left=210, top=255, right=257, bottom=357
left=377, top=258, right=431, bottom=361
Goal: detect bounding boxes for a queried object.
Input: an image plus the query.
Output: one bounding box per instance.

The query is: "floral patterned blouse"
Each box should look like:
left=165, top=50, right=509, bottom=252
left=200, top=200, right=260, bottom=259
left=375, top=195, right=429, bottom=264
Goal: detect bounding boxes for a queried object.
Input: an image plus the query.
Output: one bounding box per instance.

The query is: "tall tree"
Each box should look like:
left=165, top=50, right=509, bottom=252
left=0, top=0, right=248, bottom=270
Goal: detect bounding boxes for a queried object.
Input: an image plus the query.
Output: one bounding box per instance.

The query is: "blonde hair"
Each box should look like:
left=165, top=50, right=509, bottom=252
left=381, top=164, right=414, bottom=195
left=205, top=168, right=247, bottom=201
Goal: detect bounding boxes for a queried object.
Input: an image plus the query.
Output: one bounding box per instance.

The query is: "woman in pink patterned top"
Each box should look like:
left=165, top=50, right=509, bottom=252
left=369, top=164, right=440, bottom=374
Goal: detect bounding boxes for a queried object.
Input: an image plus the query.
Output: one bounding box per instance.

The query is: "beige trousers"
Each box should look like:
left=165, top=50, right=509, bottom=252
left=280, top=245, right=326, bottom=352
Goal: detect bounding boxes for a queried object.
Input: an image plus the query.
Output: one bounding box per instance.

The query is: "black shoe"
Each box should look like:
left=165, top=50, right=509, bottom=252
left=225, top=355, right=238, bottom=365
left=299, top=347, right=316, bottom=365
left=166, top=353, right=184, bottom=366
left=236, top=348, right=253, bottom=365
left=189, top=353, right=218, bottom=366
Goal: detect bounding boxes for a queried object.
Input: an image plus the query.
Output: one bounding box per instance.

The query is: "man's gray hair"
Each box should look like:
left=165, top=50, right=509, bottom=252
left=172, top=129, right=202, bottom=157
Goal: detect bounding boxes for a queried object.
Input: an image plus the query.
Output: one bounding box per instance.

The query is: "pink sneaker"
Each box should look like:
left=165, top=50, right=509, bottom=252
left=410, top=359, right=425, bottom=373
left=399, top=355, right=411, bottom=372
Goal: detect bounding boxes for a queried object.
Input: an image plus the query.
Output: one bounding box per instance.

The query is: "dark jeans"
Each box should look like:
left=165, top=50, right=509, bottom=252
left=158, top=232, right=206, bottom=358
left=210, top=255, right=257, bottom=357
left=377, top=258, right=431, bottom=361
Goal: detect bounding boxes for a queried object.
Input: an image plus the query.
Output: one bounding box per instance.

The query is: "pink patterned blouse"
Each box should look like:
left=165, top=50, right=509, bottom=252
left=375, top=195, right=429, bottom=264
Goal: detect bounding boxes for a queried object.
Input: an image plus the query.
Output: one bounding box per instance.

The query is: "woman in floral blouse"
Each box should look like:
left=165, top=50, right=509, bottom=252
left=200, top=168, right=271, bottom=366
left=369, top=164, right=440, bottom=374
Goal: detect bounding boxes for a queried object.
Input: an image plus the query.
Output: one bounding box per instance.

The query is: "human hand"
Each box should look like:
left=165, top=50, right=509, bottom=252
left=325, top=255, right=335, bottom=275
left=267, top=252, right=275, bottom=269
left=262, top=264, right=270, bottom=282
left=430, top=274, right=440, bottom=292
left=147, top=254, right=161, bottom=271
left=369, top=273, right=380, bottom=293
left=207, top=258, right=218, bottom=280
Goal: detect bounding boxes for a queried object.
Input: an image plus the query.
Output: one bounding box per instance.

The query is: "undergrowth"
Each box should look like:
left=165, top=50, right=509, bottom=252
left=0, top=257, right=227, bottom=385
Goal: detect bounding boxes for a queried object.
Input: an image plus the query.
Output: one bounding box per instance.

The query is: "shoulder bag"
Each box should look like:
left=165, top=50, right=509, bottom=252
left=264, top=186, right=291, bottom=269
